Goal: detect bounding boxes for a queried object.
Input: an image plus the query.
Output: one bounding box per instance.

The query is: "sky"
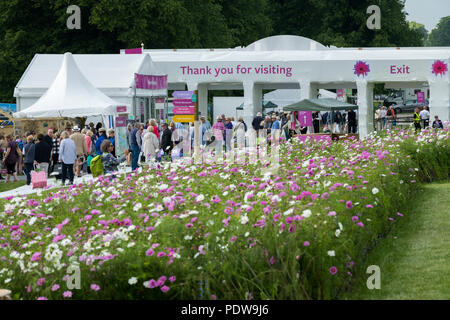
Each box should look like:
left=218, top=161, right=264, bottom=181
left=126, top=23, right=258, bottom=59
left=404, top=0, right=450, bottom=31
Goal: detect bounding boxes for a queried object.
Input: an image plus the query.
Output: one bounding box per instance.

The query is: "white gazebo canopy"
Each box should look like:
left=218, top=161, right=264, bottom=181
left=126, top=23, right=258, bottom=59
left=13, top=52, right=129, bottom=119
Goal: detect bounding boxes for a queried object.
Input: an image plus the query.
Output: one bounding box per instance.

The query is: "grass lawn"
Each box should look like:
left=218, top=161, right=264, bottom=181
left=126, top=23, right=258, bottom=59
left=0, top=180, right=26, bottom=193
left=344, top=181, right=450, bottom=300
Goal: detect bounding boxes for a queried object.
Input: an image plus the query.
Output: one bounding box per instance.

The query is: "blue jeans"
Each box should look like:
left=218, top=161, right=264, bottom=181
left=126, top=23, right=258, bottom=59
left=131, top=144, right=140, bottom=171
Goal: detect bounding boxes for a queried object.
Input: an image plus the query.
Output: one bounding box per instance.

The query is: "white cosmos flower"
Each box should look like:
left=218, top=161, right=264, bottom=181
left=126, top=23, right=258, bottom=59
left=372, top=187, right=379, bottom=195
left=128, top=277, right=138, bottom=285
left=335, top=229, right=341, bottom=237
left=283, top=208, right=294, bottom=216
left=133, top=203, right=142, bottom=211
left=327, top=250, right=335, bottom=257
left=301, top=209, right=312, bottom=218
left=196, top=194, right=205, bottom=202
left=240, top=215, right=249, bottom=224
left=338, top=222, right=343, bottom=231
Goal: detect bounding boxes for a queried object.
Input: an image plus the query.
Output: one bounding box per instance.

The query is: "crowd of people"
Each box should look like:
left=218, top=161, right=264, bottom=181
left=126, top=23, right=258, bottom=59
left=1, top=106, right=444, bottom=184
left=375, top=104, right=444, bottom=132
left=0, top=122, right=119, bottom=185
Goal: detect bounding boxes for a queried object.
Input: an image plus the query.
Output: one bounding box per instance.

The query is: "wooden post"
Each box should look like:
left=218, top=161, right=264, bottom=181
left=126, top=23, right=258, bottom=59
left=193, top=90, right=200, bottom=160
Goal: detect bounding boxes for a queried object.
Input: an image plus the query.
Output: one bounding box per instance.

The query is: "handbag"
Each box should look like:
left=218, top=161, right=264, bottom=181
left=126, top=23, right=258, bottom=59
left=31, top=170, right=47, bottom=189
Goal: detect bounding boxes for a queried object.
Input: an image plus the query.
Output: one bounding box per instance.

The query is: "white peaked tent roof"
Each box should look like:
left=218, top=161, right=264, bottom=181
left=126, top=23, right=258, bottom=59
left=14, top=52, right=130, bottom=119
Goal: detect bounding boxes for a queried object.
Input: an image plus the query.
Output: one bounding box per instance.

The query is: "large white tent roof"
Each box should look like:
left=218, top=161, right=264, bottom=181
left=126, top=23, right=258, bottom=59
left=14, top=52, right=129, bottom=119
left=264, top=89, right=337, bottom=107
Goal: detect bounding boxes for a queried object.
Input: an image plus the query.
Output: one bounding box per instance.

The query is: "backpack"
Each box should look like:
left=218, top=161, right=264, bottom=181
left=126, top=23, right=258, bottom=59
left=90, top=155, right=104, bottom=177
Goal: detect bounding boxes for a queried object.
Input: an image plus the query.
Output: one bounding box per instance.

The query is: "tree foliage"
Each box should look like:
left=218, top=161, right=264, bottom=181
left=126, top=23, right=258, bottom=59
left=0, top=0, right=428, bottom=103
left=427, top=16, right=450, bottom=46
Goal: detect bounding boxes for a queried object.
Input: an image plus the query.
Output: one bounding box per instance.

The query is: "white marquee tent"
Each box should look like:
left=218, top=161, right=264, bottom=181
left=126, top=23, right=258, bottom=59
left=13, top=52, right=130, bottom=119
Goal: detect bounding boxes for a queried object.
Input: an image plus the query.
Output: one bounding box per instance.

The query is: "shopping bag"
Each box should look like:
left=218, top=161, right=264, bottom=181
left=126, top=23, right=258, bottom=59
left=31, top=170, right=47, bottom=189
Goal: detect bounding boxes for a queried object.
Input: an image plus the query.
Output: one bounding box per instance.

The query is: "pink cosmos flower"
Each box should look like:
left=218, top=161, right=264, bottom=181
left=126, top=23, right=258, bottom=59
left=63, top=291, right=72, bottom=298
left=329, top=266, right=338, bottom=275
left=346, top=201, right=353, bottom=209
left=90, top=284, right=100, bottom=291
left=157, top=252, right=166, bottom=258
left=303, top=241, right=310, bottom=247
left=328, top=211, right=337, bottom=216
left=37, top=297, right=48, bottom=300
left=169, top=276, right=176, bottom=283
left=146, top=249, right=155, bottom=256
left=37, top=278, right=45, bottom=286
left=397, top=212, right=404, bottom=217
left=356, top=222, right=364, bottom=228
left=161, top=285, right=170, bottom=293
left=31, top=252, right=41, bottom=262
left=352, top=216, right=359, bottom=222
left=432, top=60, right=448, bottom=76
left=288, top=224, right=296, bottom=233
left=273, top=213, right=281, bottom=222
left=51, top=284, right=60, bottom=292
left=354, top=61, right=370, bottom=77
left=185, top=223, right=193, bottom=229
left=230, top=236, right=237, bottom=242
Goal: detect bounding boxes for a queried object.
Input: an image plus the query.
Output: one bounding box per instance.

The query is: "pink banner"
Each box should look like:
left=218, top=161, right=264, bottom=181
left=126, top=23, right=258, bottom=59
left=173, top=99, right=195, bottom=106
left=337, top=89, right=344, bottom=97
left=173, top=107, right=195, bottom=115
left=416, top=92, right=425, bottom=104
left=135, top=74, right=167, bottom=90
left=116, top=106, right=127, bottom=113
left=298, top=111, right=313, bottom=126
left=115, top=116, right=126, bottom=127
left=125, top=48, right=142, bottom=54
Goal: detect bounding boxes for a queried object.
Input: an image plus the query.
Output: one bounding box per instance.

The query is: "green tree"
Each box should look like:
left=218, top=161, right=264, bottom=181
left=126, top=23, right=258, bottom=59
left=427, top=16, right=450, bottom=46
left=409, top=21, right=428, bottom=45
left=269, top=0, right=423, bottom=47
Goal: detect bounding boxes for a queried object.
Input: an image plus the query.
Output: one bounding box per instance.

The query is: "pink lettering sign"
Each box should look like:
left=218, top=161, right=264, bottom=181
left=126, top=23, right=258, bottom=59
left=173, top=99, right=195, bottom=107
left=390, top=65, right=411, bottom=74
left=173, top=107, right=195, bottom=115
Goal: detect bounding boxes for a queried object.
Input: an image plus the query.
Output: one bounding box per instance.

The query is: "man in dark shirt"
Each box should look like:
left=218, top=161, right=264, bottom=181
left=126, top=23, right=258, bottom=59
left=34, top=133, right=52, bottom=174
left=347, top=109, right=357, bottom=134
left=44, top=129, right=54, bottom=174
left=252, top=112, right=264, bottom=131
left=161, top=123, right=173, bottom=156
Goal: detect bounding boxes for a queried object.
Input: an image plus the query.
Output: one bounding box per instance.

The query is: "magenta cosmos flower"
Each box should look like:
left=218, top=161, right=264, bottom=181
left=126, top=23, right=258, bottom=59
left=346, top=201, right=353, bottom=209
left=354, top=61, right=370, bottom=77
left=329, top=266, right=338, bottom=275
left=63, top=291, right=72, bottom=298
left=432, top=60, right=448, bottom=76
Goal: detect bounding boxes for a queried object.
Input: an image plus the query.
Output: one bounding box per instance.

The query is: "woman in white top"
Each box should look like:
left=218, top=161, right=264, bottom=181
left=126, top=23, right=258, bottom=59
left=380, top=106, right=387, bottom=129
left=142, top=126, right=160, bottom=162
left=233, top=116, right=246, bottom=149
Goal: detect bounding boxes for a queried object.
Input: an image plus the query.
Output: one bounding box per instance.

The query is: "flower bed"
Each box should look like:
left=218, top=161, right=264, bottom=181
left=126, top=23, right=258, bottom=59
left=0, top=125, right=449, bottom=300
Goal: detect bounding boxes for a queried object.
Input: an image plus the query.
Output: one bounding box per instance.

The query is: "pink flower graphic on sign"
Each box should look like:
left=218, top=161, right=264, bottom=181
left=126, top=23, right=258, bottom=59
left=354, top=61, right=370, bottom=77
left=431, top=60, right=448, bottom=76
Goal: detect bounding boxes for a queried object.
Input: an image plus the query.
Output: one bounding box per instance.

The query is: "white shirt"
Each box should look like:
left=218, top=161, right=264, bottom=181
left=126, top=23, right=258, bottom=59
left=419, top=109, right=430, bottom=120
